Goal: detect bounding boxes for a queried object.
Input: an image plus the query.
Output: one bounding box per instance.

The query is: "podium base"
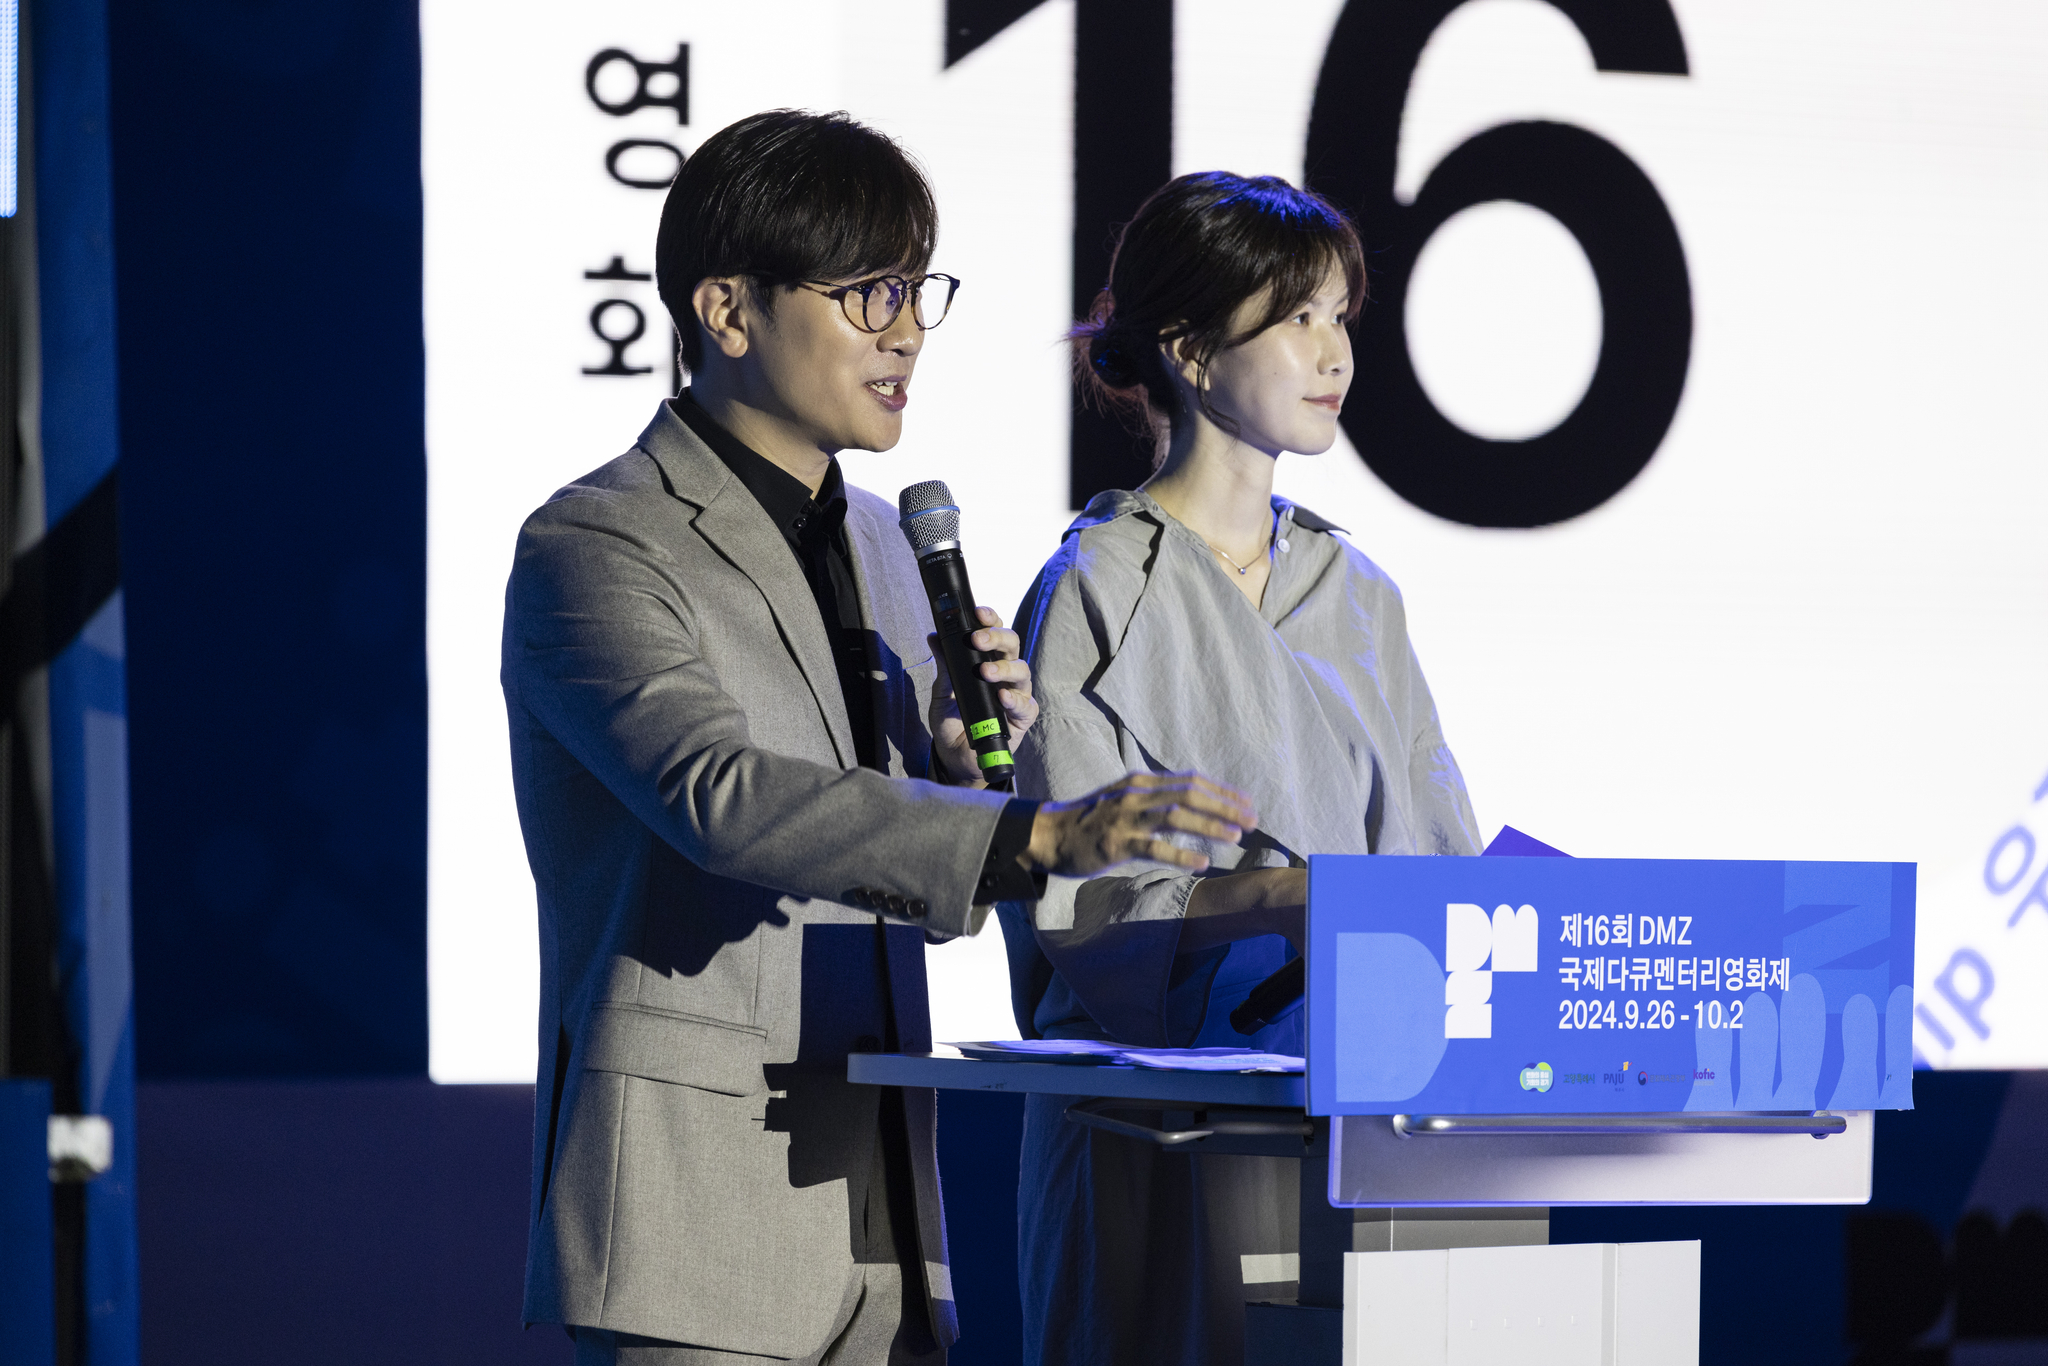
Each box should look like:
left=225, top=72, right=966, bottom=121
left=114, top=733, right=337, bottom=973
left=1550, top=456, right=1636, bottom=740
left=1272, top=1137, right=1559, bottom=1364
left=1342, top=1241, right=1701, bottom=1366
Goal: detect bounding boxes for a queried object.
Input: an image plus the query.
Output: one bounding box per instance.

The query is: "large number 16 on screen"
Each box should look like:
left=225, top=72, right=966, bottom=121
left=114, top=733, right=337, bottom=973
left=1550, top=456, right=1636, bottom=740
left=1307, top=0, right=1692, bottom=528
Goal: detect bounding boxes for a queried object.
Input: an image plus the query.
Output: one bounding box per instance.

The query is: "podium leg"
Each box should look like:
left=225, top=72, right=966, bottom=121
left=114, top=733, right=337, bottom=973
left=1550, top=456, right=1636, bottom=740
left=1248, top=1119, right=1346, bottom=1365
left=1298, top=1120, right=1351, bottom=1308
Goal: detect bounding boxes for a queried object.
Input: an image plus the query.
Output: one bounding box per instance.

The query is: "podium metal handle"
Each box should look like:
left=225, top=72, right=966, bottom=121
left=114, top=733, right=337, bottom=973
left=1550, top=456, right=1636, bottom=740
left=1390, top=1112, right=1849, bottom=1139
left=1064, top=1098, right=1314, bottom=1147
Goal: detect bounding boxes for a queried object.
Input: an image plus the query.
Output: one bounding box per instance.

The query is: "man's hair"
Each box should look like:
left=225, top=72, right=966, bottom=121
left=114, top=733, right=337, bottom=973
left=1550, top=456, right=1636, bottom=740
left=657, top=109, right=939, bottom=371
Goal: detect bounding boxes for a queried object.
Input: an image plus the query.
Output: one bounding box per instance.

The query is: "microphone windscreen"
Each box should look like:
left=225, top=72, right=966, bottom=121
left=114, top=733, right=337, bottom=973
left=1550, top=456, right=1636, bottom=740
left=897, top=480, right=962, bottom=555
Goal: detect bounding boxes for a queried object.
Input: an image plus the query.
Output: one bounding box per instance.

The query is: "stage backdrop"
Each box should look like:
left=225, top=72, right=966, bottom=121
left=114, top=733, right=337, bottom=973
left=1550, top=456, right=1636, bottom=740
left=422, top=0, right=2048, bottom=1082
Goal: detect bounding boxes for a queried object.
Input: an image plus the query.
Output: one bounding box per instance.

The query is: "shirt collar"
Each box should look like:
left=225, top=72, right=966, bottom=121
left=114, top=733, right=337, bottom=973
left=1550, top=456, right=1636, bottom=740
left=671, top=390, right=846, bottom=549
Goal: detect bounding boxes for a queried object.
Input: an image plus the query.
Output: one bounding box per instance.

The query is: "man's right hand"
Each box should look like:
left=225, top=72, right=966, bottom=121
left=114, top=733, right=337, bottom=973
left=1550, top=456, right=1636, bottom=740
left=1023, top=771, right=1256, bottom=878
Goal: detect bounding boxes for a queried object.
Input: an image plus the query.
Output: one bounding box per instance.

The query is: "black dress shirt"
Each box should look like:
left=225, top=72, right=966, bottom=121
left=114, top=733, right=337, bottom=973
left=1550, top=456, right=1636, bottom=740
left=671, top=392, right=1041, bottom=903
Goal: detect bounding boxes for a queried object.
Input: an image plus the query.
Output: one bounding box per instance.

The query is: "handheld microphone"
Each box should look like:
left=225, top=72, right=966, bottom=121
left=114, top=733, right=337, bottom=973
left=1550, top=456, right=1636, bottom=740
left=898, top=480, right=1014, bottom=790
left=1230, top=957, right=1304, bottom=1036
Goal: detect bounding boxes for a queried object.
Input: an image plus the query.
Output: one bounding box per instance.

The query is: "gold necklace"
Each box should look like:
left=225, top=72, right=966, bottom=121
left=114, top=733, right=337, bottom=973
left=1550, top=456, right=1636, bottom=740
left=1206, top=530, right=1272, bottom=576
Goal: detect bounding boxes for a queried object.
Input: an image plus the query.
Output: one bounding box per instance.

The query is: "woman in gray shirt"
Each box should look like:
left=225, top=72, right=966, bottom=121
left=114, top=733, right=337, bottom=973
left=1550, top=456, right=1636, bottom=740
left=1002, top=172, right=1481, bottom=1365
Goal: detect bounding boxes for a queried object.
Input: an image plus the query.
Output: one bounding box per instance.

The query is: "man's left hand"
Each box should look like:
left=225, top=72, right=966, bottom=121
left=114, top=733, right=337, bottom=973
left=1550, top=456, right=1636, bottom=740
left=929, top=607, right=1036, bottom=786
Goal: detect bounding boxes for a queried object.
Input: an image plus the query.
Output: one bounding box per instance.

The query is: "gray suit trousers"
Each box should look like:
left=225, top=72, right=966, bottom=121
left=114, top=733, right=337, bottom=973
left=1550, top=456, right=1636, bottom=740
left=572, top=1261, right=940, bottom=1366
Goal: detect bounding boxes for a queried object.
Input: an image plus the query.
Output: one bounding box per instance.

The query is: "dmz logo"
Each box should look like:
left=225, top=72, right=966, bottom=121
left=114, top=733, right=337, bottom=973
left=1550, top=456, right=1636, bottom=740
left=1446, top=903, right=1538, bottom=1038
left=1519, top=1061, right=1554, bottom=1093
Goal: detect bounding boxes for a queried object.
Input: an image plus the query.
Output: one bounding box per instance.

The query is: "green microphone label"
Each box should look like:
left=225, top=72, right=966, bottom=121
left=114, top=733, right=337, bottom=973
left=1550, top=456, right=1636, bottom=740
left=968, top=717, right=1003, bottom=741
left=976, top=749, right=1014, bottom=770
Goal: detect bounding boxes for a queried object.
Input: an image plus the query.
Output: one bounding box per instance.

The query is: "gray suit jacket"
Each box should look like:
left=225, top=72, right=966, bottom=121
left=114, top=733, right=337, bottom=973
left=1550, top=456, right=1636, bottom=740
left=503, top=401, right=1007, bottom=1354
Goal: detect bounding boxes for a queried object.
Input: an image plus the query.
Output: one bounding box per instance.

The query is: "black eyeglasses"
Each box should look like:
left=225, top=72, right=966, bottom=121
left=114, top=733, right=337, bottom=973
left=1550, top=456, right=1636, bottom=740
left=797, top=273, right=960, bottom=334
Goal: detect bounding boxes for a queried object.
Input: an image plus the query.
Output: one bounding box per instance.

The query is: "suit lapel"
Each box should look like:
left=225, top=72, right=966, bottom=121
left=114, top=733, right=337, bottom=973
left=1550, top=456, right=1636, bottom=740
left=637, top=404, right=857, bottom=768
left=841, top=502, right=894, bottom=640
left=839, top=505, right=929, bottom=778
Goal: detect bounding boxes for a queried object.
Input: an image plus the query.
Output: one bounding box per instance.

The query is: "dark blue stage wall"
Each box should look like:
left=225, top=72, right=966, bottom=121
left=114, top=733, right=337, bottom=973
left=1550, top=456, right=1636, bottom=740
left=112, top=0, right=426, bottom=1078
left=102, top=3, right=2045, bottom=1366
left=124, top=1074, right=2048, bottom=1366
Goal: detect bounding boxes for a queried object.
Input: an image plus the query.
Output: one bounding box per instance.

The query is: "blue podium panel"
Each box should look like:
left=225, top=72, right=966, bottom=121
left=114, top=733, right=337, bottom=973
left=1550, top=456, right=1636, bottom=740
left=1307, top=856, right=1917, bottom=1117
left=0, top=1081, right=54, bottom=1364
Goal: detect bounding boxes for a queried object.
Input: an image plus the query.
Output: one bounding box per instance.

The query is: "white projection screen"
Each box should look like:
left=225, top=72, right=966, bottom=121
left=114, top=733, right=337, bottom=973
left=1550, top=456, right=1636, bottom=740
left=422, top=0, right=2048, bottom=1083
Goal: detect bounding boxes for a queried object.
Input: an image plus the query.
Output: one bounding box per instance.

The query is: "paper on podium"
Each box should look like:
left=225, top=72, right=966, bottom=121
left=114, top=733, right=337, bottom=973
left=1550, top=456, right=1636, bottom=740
left=949, top=1040, right=1124, bottom=1064
left=948, top=1041, right=1304, bottom=1073
left=1117, top=1048, right=1304, bottom=1074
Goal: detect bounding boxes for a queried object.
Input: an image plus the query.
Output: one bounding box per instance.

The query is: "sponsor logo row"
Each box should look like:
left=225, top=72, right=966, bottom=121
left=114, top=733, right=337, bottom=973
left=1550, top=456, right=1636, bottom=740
left=1518, top=1061, right=1714, bottom=1092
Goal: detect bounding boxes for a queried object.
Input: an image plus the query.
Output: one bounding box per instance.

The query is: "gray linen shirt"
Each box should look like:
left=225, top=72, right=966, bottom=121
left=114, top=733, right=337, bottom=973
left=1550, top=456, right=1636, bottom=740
left=1007, top=488, right=1481, bottom=1048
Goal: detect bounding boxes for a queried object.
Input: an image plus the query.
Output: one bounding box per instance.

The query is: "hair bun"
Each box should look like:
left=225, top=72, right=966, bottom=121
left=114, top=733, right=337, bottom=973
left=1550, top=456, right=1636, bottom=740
left=1090, top=334, right=1140, bottom=389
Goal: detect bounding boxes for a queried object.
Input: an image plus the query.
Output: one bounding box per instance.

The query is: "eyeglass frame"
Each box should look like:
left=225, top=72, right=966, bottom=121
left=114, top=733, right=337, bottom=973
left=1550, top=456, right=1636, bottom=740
left=792, top=273, right=961, bottom=334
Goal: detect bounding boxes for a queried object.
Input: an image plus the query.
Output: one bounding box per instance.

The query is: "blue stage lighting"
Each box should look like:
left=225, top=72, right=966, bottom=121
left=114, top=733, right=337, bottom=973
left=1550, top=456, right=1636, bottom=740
left=0, top=0, right=15, bottom=218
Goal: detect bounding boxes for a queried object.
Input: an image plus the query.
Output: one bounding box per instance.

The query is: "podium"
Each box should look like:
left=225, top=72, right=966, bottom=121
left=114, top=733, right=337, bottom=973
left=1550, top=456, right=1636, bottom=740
left=847, top=1049, right=1869, bottom=1364
left=852, top=850, right=1911, bottom=1362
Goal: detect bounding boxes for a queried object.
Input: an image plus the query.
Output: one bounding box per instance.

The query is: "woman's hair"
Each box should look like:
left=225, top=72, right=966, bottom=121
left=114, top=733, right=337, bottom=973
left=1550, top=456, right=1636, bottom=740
left=658, top=109, right=938, bottom=371
left=1071, top=172, right=1365, bottom=462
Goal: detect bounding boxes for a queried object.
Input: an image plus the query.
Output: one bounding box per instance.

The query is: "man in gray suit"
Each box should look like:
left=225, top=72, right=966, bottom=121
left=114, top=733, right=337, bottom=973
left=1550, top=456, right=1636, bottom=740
left=504, top=110, right=1254, bottom=1365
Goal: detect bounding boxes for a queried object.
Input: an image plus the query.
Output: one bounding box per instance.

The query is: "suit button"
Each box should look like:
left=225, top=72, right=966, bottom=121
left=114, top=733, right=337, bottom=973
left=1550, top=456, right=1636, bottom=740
left=885, top=894, right=907, bottom=915
left=842, top=889, right=871, bottom=908
left=852, top=1035, right=882, bottom=1053
left=906, top=899, right=929, bottom=919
